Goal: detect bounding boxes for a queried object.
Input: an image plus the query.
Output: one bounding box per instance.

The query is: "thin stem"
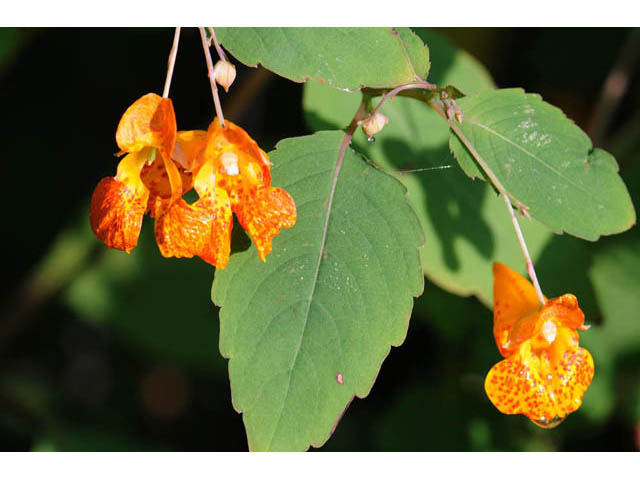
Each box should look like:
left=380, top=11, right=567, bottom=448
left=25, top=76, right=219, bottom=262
left=502, top=193, right=546, bottom=306
left=430, top=98, right=530, bottom=215
left=370, top=81, right=436, bottom=118
left=207, top=27, right=228, bottom=62
left=199, top=27, right=225, bottom=127
left=162, top=27, right=181, bottom=98
left=341, top=101, right=369, bottom=161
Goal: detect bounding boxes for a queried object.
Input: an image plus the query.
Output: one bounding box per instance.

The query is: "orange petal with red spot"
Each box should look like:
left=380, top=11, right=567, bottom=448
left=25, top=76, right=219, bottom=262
left=202, top=118, right=271, bottom=186
left=493, top=262, right=545, bottom=356
left=154, top=188, right=233, bottom=268
left=547, top=327, right=595, bottom=412
left=235, top=186, right=297, bottom=262
left=539, top=294, right=587, bottom=330
left=115, top=93, right=176, bottom=160
left=140, top=155, right=193, bottom=199
left=90, top=152, right=149, bottom=253
left=485, top=327, right=594, bottom=428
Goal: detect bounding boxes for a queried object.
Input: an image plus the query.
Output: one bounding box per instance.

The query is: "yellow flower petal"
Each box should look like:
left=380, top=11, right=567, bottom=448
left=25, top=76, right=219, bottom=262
left=486, top=262, right=594, bottom=428
left=485, top=327, right=594, bottom=428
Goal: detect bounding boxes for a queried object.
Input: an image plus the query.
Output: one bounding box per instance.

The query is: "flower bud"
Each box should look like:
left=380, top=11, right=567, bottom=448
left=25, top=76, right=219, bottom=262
left=361, top=112, right=389, bottom=138
left=213, top=60, right=236, bottom=92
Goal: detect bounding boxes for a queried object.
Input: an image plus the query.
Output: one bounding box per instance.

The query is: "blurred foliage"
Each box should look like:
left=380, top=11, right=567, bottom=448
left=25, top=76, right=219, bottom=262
left=0, top=27, right=639, bottom=451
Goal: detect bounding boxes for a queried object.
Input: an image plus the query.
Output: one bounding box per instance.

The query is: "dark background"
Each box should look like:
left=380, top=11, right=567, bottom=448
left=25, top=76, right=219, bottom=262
left=0, top=27, right=638, bottom=451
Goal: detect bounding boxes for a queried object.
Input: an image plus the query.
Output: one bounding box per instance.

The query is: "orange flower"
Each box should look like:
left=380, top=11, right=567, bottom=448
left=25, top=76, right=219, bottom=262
left=485, top=262, right=594, bottom=428
left=155, top=118, right=296, bottom=268
left=90, top=93, right=200, bottom=253
left=90, top=94, right=296, bottom=268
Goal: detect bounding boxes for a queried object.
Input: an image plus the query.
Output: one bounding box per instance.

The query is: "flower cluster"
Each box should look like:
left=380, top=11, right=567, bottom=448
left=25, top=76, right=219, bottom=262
left=90, top=93, right=296, bottom=268
left=485, top=262, right=594, bottom=428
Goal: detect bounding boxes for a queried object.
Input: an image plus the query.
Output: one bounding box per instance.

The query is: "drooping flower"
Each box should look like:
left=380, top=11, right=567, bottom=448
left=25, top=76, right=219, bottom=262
left=154, top=118, right=296, bottom=268
left=90, top=94, right=296, bottom=268
left=90, top=93, right=196, bottom=252
left=484, top=262, right=594, bottom=428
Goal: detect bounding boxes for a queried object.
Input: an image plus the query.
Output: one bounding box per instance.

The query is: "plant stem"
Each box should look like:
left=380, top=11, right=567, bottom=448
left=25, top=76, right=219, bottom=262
left=199, top=27, right=225, bottom=127
left=370, top=81, right=435, bottom=118
left=429, top=98, right=529, bottom=215
left=341, top=101, right=368, bottom=161
left=502, top=193, right=546, bottom=306
left=207, top=27, right=228, bottom=62
left=162, top=27, right=181, bottom=98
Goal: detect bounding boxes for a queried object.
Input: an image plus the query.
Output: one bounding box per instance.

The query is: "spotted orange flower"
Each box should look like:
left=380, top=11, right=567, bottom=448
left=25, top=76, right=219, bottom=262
left=90, top=93, right=196, bottom=253
left=155, top=118, right=296, bottom=268
left=91, top=94, right=296, bottom=268
left=484, top=262, right=594, bottom=428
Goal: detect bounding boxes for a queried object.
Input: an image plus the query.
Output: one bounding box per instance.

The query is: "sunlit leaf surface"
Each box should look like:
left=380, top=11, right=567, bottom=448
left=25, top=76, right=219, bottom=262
left=212, top=132, right=424, bottom=450
left=215, top=27, right=430, bottom=91
left=450, top=88, right=636, bottom=240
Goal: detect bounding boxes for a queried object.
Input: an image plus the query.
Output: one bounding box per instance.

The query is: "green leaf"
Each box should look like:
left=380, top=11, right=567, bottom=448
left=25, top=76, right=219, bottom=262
left=212, top=131, right=424, bottom=451
left=411, top=28, right=494, bottom=95
left=449, top=88, right=636, bottom=240
left=303, top=28, right=494, bottom=133
left=215, top=27, right=430, bottom=91
left=303, top=40, right=552, bottom=305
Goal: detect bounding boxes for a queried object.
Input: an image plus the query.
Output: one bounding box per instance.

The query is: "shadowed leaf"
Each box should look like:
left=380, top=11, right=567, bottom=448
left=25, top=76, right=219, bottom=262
left=303, top=30, right=552, bottom=305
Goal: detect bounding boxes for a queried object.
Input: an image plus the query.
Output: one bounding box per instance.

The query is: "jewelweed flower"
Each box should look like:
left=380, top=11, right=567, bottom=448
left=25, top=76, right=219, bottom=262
left=155, top=118, right=296, bottom=268
left=90, top=93, right=200, bottom=253
left=485, top=262, right=594, bottom=428
left=90, top=94, right=296, bottom=268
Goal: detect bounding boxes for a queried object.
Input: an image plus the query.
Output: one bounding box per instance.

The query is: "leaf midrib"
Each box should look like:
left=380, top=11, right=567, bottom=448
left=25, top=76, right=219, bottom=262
left=265, top=142, right=344, bottom=451
left=465, top=116, right=604, bottom=206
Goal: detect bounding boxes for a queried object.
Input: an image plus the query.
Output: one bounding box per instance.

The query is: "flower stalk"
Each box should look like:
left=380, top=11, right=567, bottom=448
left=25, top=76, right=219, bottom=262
left=207, top=27, right=228, bottom=62
left=199, top=27, right=226, bottom=127
left=502, top=193, right=546, bottom=306
left=162, top=27, right=181, bottom=99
